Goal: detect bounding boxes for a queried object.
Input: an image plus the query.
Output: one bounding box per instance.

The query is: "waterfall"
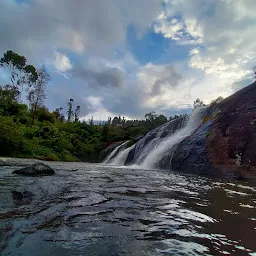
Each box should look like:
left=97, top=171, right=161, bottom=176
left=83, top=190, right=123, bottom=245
left=104, top=141, right=129, bottom=163
left=140, top=108, right=202, bottom=169
left=103, top=108, right=203, bottom=170
left=109, top=144, right=135, bottom=165
left=132, top=116, right=188, bottom=165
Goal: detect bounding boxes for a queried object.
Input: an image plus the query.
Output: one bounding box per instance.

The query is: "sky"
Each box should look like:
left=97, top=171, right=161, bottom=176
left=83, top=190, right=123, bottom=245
left=0, top=0, right=255, bottom=120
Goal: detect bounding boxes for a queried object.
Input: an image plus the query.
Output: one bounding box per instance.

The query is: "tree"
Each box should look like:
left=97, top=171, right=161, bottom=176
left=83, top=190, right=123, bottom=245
left=145, top=111, right=158, bottom=122
left=0, top=84, right=20, bottom=101
left=253, top=66, right=256, bottom=80
left=122, top=116, right=126, bottom=125
left=107, top=116, right=112, bottom=125
left=0, top=50, right=37, bottom=91
left=101, top=124, right=110, bottom=141
left=112, top=116, right=119, bottom=126
left=67, top=99, right=74, bottom=122
left=89, top=116, right=94, bottom=126
left=28, top=66, right=50, bottom=125
left=0, top=85, right=24, bottom=116
left=210, top=96, right=224, bottom=107
left=74, top=105, right=81, bottom=122
left=193, top=98, right=205, bottom=109
left=155, top=114, right=168, bottom=126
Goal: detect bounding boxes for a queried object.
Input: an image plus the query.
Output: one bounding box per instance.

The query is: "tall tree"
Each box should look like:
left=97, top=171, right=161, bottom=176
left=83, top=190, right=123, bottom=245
left=107, top=116, right=112, bottom=125
left=145, top=111, right=157, bottom=122
left=28, top=66, right=50, bottom=125
left=193, top=98, right=205, bottom=109
left=101, top=124, right=110, bottom=141
left=112, top=116, right=119, bottom=126
left=89, top=116, right=94, bottom=126
left=67, top=99, right=74, bottom=122
left=0, top=50, right=37, bottom=91
left=74, top=105, right=81, bottom=122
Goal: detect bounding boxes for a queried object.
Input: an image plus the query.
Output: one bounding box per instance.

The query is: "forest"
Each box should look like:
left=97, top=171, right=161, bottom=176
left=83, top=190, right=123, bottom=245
left=0, top=50, right=189, bottom=162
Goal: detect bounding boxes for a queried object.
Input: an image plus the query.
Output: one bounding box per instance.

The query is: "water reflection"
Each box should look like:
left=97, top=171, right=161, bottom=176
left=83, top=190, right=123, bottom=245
left=0, top=160, right=256, bottom=255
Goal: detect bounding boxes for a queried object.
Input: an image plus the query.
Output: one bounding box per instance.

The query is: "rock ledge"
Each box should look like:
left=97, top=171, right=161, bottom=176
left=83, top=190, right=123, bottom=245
left=13, top=163, right=55, bottom=176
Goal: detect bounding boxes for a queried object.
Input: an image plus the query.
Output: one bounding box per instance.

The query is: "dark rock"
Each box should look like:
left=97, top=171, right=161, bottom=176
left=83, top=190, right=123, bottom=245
left=12, top=190, right=34, bottom=201
left=207, top=81, right=256, bottom=177
left=171, top=120, right=218, bottom=176
left=99, top=141, right=125, bottom=162
left=135, top=135, right=144, bottom=142
left=125, top=146, right=136, bottom=165
left=12, top=190, right=34, bottom=205
left=12, top=163, right=55, bottom=176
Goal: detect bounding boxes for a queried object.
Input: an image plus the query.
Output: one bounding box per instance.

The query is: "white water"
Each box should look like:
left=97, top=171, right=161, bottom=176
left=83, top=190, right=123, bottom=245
left=132, top=116, right=187, bottom=165
left=140, top=108, right=203, bottom=169
left=104, top=141, right=129, bottom=163
left=109, top=144, right=135, bottom=165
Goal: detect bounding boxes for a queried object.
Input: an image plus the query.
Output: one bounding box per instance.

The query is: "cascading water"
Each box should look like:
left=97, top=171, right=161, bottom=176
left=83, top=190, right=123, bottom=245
left=104, top=141, right=129, bottom=163
left=131, top=115, right=188, bottom=165
left=103, top=108, right=204, bottom=170
left=140, top=108, right=203, bottom=169
left=109, top=144, right=135, bottom=165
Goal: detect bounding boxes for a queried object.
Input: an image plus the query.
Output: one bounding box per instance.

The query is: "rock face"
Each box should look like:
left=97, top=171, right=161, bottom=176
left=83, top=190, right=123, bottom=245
left=171, top=120, right=217, bottom=176
left=171, top=81, right=256, bottom=178
left=13, top=163, right=55, bottom=176
left=206, top=81, right=256, bottom=178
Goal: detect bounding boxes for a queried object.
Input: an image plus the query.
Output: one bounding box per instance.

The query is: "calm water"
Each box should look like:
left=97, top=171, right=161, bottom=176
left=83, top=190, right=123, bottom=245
left=0, top=159, right=256, bottom=256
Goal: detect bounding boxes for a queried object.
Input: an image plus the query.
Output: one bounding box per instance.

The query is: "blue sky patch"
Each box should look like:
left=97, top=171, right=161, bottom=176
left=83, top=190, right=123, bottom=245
left=127, top=25, right=192, bottom=65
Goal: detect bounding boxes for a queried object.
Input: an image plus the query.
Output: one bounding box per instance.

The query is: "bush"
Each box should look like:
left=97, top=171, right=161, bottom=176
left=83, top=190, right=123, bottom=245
left=0, top=116, right=24, bottom=156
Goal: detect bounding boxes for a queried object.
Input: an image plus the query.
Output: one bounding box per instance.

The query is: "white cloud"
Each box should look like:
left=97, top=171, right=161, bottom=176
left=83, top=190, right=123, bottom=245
left=154, top=14, right=184, bottom=40
left=53, top=52, right=72, bottom=72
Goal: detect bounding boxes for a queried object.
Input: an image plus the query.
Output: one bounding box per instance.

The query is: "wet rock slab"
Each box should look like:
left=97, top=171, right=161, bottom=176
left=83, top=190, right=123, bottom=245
left=12, top=163, right=55, bottom=176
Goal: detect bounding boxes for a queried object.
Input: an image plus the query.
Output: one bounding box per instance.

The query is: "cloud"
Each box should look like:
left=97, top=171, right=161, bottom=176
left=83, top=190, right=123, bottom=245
left=154, top=15, right=184, bottom=40
left=0, top=0, right=162, bottom=62
left=1, top=0, right=256, bottom=121
left=138, top=63, right=183, bottom=96
left=53, top=52, right=72, bottom=72
left=71, top=66, right=125, bottom=88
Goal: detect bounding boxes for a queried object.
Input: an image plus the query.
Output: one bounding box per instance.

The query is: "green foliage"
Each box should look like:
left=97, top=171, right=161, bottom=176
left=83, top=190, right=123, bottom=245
left=0, top=116, right=24, bottom=156
left=37, top=107, right=56, bottom=123
left=193, top=98, right=205, bottom=109
left=0, top=50, right=37, bottom=89
left=210, top=96, right=224, bottom=107
left=67, top=99, right=74, bottom=122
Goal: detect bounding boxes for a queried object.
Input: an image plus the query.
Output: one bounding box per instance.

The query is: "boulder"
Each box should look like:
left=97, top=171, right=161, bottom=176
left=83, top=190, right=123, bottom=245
left=12, top=163, right=55, bottom=176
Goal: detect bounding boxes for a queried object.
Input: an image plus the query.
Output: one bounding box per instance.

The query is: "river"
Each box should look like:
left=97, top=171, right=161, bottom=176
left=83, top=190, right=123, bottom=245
left=0, top=159, right=256, bottom=255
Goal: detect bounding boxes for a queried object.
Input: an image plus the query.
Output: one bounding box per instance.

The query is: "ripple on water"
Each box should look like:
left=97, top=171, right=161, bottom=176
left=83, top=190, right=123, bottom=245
left=0, top=160, right=256, bottom=256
